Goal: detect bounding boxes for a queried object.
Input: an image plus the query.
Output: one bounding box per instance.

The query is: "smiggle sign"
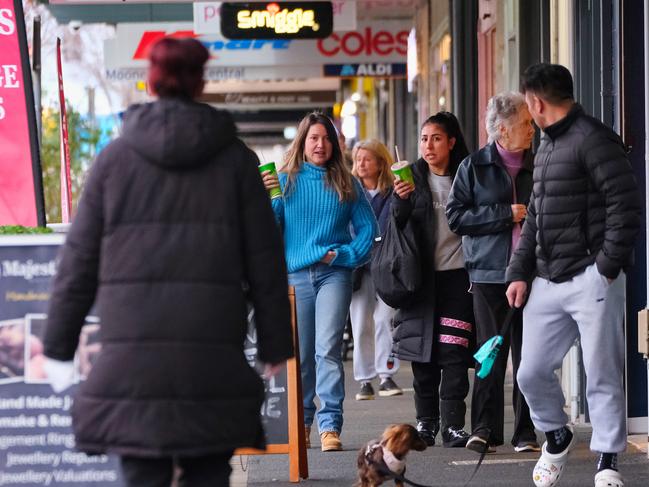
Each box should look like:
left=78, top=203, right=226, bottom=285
left=220, top=2, right=333, bottom=39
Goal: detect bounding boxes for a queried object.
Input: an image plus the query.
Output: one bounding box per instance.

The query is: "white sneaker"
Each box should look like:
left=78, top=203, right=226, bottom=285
left=532, top=427, right=576, bottom=487
left=466, top=435, right=496, bottom=454
left=515, top=441, right=541, bottom=453
left=594, top=469, right=624, bottom=487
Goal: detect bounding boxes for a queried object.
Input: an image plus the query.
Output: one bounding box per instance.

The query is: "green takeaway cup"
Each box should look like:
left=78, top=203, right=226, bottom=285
left=258, top=162, right=282, bottom=199
left=391, top=161, right=415, bottom=185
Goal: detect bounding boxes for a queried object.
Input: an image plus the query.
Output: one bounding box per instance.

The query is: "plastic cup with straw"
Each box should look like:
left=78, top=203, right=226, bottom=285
left=258, top=151, right=282, bottom=199
left=390, top=145, right=415, bottom=185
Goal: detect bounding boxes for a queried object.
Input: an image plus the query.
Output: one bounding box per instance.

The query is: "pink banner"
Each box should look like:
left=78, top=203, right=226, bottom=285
left=0, top=0, right=43, bottom=226
left=57, top=38, right=72, bottom=223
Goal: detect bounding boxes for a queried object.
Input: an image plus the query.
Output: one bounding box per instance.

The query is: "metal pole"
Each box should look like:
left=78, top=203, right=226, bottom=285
left=450, top=0, right=478, bottom=151
left=32, top=16, right=42, bottom=148
left=644, top=0, right=649, bottom=457
left=570, top=344, right=579, bottom=423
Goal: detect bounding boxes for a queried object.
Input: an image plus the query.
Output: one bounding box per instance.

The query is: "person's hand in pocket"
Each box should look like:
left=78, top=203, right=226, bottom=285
left=320, top=251, right=336, bottom=264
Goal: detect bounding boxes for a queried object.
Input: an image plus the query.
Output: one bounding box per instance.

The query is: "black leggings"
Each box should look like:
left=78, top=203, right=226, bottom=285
left=120, top=452, right=233, bottom=487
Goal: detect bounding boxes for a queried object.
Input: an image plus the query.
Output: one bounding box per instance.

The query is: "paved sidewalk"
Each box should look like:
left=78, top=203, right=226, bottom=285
left=231, top=363, right=649, bottom=486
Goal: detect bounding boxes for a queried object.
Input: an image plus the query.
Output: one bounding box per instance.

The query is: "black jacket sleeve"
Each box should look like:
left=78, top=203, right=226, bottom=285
left=505, top=194, right=538, bottom=282
left=236, top=142, right=294, bottom=364
left=581, top=130, right=642, bottom=279
left=391, top=191, right=414, bottom=229
left=446, top=161, right=514, bottom=236
left=44, top=151, right=107, bottom=361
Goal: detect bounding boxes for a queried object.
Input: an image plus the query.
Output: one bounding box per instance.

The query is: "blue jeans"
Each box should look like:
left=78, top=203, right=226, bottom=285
left=288, top=264, right=352, bottom=434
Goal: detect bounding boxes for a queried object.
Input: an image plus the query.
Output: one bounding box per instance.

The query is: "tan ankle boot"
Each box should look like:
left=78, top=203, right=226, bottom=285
left=320, top=431, right=342, bottom=452
left=305, top=426, right=311, bottom=449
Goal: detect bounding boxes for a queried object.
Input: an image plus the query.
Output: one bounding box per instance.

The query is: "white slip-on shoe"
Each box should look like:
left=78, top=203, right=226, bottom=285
left=594, top=469, right=624, bottom=487
left=532, top=427, right=577, bottom=487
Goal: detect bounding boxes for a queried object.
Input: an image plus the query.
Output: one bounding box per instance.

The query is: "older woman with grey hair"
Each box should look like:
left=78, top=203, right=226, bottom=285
left=446, top=92, right=538, bottom=454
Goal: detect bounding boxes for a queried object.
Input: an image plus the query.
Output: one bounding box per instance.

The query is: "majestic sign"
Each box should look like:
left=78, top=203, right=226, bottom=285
left=0, top=236, right=122, bottom=486
left=220, top=2, right=333, bottom=39
left=0, top=0, right=45, bottom=227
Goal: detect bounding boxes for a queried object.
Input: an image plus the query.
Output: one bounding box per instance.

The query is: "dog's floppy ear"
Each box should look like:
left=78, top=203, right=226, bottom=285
left=382, top=424, right=427, bottom=456
left=381, top=424, right=400, bottom=441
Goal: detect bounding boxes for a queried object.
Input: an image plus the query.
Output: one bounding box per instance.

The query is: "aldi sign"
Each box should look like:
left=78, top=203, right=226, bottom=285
left=323, top=62, right=406, bottom=77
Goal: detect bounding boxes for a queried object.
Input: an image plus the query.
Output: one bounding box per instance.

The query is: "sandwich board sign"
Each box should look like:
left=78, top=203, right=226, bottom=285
left=236, top=287, right=308, bottom=482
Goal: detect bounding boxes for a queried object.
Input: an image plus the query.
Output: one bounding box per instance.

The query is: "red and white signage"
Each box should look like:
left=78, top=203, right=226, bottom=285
left=57, top=38, right=72, bottom=223
left=0, top=0, right=44, bottom=226
left=104, top=19, right=409, bottom=71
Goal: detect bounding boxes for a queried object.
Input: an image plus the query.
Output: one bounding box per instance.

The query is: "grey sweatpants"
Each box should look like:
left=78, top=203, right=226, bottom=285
left=517, top=263, right=626, bottom=453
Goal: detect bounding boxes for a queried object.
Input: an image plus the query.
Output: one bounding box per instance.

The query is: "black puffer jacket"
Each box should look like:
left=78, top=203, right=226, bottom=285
left=390, top=158, right=463, bottom=362
left=506, top=104, right=641, bottom=283
left=446, top=142, right=533, bottom=283
left=44, top=98, right=293, bottom=457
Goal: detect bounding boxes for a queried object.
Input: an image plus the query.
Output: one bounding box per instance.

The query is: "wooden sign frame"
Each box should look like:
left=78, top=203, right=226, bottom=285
left=234, top=287, right=309, bottom=482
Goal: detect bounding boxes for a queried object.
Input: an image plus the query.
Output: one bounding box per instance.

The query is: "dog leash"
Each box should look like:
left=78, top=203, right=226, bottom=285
left=462, top=430, right=491, bottom=486
left=365, top=432, right=491, bottom=487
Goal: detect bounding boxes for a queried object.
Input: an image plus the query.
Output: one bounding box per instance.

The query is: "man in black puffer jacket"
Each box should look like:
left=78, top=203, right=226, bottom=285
left=506, top=64, right=641, bottom=487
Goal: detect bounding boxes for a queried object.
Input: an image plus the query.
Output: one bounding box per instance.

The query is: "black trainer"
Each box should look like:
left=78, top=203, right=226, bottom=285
left=378, top=378, right=403, bottom=397
left=467, top=434, right=496, bottom=453
left=415, top=418, right=440, bottom=447
left=355, top=382, right=375, bottom=401
left=442, top=426, right=470, bottom=448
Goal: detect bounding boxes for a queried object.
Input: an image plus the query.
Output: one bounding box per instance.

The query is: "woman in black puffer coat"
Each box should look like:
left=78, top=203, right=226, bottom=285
left=43, top=38, right=293, bottom=487
left=391, top=113, right=475, bottom=449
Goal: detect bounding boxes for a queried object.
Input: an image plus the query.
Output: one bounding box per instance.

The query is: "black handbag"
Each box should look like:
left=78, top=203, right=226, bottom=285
left=370, top=214, right=421, bottom=308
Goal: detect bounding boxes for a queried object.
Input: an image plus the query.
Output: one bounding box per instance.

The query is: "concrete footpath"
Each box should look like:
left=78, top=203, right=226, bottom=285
left=230, top=363, right=649, bottom=486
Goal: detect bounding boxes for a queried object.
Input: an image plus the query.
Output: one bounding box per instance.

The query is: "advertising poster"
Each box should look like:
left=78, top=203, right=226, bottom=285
left=0, top=237, right=121, bottom=486
left=0, top=0, right=46, bottom=226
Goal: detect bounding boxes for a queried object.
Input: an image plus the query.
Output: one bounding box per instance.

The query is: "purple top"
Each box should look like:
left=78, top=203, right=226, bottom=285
left=496, top=142, right=525, bottom=256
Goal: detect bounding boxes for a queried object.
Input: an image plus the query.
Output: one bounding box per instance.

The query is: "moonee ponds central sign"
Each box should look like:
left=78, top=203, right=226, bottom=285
left=220, top=2, right=333, bottom=39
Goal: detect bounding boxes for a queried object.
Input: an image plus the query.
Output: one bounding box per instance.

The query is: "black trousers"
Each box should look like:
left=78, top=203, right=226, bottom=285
left=470, top=283, right=536, bottom=446
left=120, top=452, right=233, bottom=487
left=412, top=269, right=473, bottom=430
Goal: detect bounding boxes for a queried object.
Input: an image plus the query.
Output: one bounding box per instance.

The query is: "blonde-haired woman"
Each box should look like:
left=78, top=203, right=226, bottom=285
left=262, top=113, right=378, bottom=452
left=349, top=139, right=402, bottom=401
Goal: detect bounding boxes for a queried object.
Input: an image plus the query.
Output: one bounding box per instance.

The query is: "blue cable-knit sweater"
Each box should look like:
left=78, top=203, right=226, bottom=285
left=272, top=162, right=378, bottom=273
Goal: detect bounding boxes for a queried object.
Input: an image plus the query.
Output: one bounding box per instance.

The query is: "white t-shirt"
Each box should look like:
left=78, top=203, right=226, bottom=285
left=427, top=171, right=464, bottom=271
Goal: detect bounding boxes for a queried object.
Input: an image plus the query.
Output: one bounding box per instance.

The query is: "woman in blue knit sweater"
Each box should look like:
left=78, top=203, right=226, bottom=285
left=262, top=113, right=377, bottom=452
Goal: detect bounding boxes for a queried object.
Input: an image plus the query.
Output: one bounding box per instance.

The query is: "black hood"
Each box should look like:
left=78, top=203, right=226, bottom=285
left=121, top=98, right=236, bottom=170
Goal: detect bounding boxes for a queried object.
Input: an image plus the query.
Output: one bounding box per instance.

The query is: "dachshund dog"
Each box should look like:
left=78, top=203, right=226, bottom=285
left=356, top=424, right=428, bottom=487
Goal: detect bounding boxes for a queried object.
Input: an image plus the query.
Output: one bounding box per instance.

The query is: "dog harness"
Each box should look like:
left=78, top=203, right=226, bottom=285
left=365, top=441, right=406, bottom=475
